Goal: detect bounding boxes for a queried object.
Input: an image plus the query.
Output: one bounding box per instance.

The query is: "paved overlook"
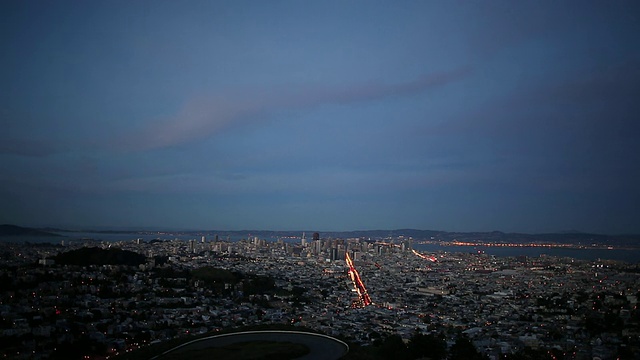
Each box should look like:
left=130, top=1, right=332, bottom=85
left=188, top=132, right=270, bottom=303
left=153, top=330, right=349, bottom=360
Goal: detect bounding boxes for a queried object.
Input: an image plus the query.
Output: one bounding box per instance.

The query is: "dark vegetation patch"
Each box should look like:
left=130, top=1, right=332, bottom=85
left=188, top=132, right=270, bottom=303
left=53, top=247, right=146, bottom=266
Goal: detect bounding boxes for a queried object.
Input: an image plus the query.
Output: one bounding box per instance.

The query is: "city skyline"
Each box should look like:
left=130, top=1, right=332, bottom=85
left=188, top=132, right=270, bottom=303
left=2, top=1, right=640, bottom=234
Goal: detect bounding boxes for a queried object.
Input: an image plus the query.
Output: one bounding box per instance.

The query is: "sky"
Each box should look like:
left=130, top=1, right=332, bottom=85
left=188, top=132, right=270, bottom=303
left=1, top=1, right=639, bottom=233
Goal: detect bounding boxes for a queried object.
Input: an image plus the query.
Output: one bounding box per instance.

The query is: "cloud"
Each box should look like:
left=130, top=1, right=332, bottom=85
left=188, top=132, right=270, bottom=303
left=121, top=68, right=471, bottom=151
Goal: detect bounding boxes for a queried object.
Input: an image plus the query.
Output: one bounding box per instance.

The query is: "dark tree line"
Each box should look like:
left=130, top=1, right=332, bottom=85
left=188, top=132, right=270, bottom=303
left=53, top=247, right=146, bottom=266
left=351, top=330, right=486, bottom=360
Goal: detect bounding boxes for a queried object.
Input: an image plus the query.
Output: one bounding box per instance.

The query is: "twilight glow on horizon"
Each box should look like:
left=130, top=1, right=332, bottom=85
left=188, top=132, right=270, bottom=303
left=1, top=1, right=639, bottom=234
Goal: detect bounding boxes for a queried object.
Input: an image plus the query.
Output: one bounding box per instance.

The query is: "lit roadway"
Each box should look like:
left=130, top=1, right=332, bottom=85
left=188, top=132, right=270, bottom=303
left=345, top=252, right=372, bottom=306
left=152, top=330, right=349, bottom=360
left=412, top=249, right=437, bottom=262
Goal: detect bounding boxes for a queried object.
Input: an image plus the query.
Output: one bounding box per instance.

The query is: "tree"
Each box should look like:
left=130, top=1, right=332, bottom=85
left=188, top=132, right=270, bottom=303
left=503, top=347, right=549, bottom=360
left=449, top=334, right=487, bottom=360
left=407, top=330, right=446, bottom=360
left=378, top=334, right=411, bottom=360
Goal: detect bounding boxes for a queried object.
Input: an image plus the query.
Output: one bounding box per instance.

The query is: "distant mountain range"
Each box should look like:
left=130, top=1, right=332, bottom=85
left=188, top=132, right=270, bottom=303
left=2, top=225, right=639, bottom=246
left=0, top=224, right=62, bottom=237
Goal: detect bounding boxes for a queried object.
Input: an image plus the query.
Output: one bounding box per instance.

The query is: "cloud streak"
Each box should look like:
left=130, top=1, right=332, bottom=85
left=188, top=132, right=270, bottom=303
left=122, top=68, right=471, bottom=151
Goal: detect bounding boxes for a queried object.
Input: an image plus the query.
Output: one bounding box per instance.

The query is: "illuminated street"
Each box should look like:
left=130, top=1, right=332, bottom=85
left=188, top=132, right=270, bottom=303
left=412, top=249, right=437, bottom=262
left=345, top=252, right=372, bottom=307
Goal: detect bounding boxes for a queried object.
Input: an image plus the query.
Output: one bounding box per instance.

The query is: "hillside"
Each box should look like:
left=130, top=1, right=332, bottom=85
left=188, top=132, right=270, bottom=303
left=0, top=224, right=61, bottom=237
left=53, top=247, right=146, bottom=266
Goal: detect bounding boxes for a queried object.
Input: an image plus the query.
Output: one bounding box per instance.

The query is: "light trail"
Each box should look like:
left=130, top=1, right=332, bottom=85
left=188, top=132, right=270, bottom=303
left=345, top=252, right=372, bottom=307
left=412, top=249, right=437, bottom=262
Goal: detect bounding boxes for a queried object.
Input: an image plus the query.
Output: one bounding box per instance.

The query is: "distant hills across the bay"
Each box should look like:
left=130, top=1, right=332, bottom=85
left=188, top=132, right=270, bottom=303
left=0, top=224, right=62, bottom=237
left=1, top=224, right=639, bottom=246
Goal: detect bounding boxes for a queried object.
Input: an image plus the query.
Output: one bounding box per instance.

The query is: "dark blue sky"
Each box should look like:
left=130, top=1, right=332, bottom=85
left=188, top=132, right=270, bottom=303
left=1, top=1, right=639, bottom=233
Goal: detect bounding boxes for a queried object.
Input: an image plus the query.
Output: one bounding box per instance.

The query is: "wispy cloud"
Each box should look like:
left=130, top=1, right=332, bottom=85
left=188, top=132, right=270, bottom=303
left=121, top=68, right=471, bottom=151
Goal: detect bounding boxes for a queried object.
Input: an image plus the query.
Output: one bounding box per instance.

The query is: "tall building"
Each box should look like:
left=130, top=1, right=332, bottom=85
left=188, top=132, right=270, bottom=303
left=314, top=240, right=322, bottom=254
left=330, top=248, right=338, bottom=261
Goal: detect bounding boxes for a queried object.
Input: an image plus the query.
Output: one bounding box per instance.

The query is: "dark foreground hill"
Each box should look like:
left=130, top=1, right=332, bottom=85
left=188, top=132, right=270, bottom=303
left=53, top=247, right=146, bottom=266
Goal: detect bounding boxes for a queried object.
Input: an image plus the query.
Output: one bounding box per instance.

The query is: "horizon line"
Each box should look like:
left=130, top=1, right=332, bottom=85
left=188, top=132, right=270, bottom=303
left=8, top=224, right=639, bottom=237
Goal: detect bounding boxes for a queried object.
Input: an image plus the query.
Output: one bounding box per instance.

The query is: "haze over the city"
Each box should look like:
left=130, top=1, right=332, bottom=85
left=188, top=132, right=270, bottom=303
left=1, top=1, right=639, bottom=234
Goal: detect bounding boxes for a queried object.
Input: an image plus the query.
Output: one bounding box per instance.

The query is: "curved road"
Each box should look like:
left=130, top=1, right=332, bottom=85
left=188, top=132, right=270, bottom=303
left=153, top=330, right=349, bottom=360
